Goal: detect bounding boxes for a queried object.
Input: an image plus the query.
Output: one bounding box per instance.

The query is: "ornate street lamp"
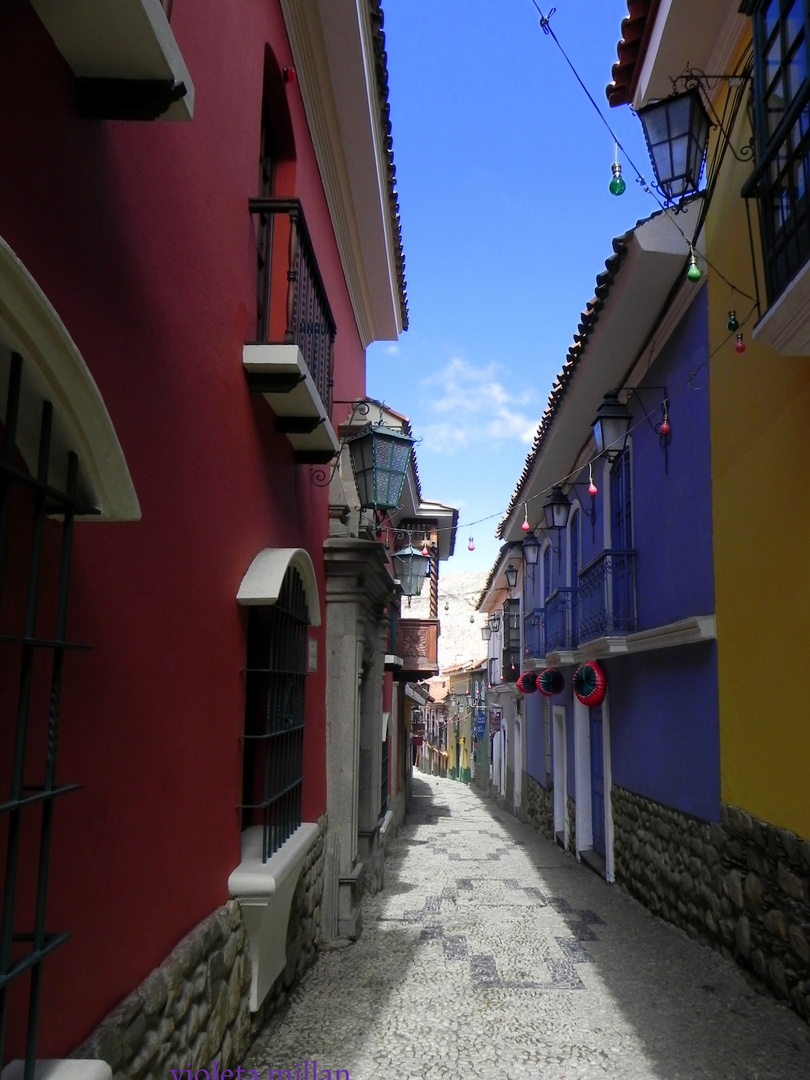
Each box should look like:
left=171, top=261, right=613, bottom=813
left=592, top=391, right=632, bottom=462
left=542, top=485, right=571, bottom=531
left=637, top=88, right=711, bottom=203
left=522, top=531, right=540, bottom=567
left=488, top=612, right=501, bottom=634
left=346, top=422, right=414, bottom=509
left=391, top=545, right=430, bottom=597
left=504, top=562, right=518, bottom=590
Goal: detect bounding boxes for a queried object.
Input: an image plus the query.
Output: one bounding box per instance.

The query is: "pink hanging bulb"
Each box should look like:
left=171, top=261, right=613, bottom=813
left=521, top=504, right=530, bottom=531
left=588, top=464, right=597, bottom=497
left=735, top=332, right=746, bottom=354
left=468, top=536, right=475, bottom=551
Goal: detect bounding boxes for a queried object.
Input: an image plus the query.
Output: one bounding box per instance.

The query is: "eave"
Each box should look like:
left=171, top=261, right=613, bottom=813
left=280, top=0, right=407, bottom=345
left=498, top=200, right=702, bottom=542
left=607, top=0, right=747, bottom=110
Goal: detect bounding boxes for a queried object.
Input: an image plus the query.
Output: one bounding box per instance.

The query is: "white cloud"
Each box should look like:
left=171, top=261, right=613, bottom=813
left=418, top=357, right=539, bottom=451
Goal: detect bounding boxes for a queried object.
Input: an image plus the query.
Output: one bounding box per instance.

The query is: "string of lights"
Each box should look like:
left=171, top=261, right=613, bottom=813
left=530, top=4, right=756, bottom=304
left=403, top=5, right=761, bottom=549
left=417, top=296, right=759, bottom=546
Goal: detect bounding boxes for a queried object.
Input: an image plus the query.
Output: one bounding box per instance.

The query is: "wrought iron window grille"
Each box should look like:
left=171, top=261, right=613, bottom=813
left=240, top=567, right=308, bottom=863
left=0, top=351, right=97, bottom=1080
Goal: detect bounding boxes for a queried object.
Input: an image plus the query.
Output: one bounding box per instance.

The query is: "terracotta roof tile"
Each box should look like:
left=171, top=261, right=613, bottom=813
left=369, top=1, right=408, bottom=330
left=605, top=0, right=660, bottom=108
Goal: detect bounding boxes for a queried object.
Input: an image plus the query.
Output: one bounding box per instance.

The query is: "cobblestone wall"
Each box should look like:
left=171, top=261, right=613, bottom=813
left=72, top=901, right=251, bottom=1079
left=525, top=775, right=553, bottom=839
left=74, top=818, right=326, bottom=1077
left=613, top=787, right=810, bottom=1020
left=566, top=796, right=577, bottom=855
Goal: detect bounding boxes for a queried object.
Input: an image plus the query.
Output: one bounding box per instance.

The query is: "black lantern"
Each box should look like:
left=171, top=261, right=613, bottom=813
left=391, top=545, right=430, bottom=597
left=504, top=562, right=518, bottom=590
left=346, top=422, right=414, bottom=509
left=592, top=391, right=632, bottom=461
left=488, top=612, right=501, bottom=634
left=543, top=485, right=571, bottom=531
left=637, top=88, right=711, bottom=203
left=481, top=625, right=492, bottom=641
left=522, top=531, right=540, bottom=566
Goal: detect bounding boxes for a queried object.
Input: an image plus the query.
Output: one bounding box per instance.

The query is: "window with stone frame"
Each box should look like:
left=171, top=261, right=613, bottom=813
left=742, top=0, right=810, bottom=302
left=241, top=567, right=307, bottom=862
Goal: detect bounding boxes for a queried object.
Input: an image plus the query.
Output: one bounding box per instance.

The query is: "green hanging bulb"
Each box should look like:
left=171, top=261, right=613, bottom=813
left=609, top=161, right=626, bottom=196
left=727, top=309, right=739, bottom=331
left=687, top=252, right=701, bottom=282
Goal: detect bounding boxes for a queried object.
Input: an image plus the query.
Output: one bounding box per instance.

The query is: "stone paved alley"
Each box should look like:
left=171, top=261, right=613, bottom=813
left=243, top=777, right=810, bottom=1079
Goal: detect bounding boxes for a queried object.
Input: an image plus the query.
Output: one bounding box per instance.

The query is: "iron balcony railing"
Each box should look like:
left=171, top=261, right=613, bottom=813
left=523, top=607, right=545, bottom=658
left=544, top=587, right=578, bottom=653
left=577, top=549, right=637, bottom=642
left=249, top=196, right=336, bottom=415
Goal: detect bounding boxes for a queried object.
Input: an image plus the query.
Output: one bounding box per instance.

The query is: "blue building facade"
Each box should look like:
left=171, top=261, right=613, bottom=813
left=493, top=204, right=719, bottom=879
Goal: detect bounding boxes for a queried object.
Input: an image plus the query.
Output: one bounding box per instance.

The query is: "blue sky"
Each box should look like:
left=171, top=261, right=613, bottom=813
left=366, top=0, right=658, bottom=573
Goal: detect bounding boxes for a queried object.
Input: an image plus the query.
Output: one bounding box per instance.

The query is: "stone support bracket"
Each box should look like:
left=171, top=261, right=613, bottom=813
left=228, top=823, right=319, bottom=1011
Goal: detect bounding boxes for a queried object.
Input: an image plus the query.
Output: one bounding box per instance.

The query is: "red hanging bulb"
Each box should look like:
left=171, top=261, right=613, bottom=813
left=588, top=463, right=598, bottom=497
left=735, top=331, right=746, bottom=353
left=468, top=536, right=475, bottom=551
left=421, top=537, right=429, bottom=557
left=521, top=503, right=530, bottom=532
left=659, top=404, right=670, bottom=436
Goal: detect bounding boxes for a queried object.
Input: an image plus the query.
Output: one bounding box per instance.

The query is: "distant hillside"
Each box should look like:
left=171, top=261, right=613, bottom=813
left=404, top=568, right=489, bottom=673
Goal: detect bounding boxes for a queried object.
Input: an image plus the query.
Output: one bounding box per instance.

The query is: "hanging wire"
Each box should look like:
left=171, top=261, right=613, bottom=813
left=528, top=4, right=756, bottom=302
left=383, top=6, right=761, bottom=548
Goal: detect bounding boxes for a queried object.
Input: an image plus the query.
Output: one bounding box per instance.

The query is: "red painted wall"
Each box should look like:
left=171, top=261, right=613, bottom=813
left=0, top=0, right=366, bottom=1058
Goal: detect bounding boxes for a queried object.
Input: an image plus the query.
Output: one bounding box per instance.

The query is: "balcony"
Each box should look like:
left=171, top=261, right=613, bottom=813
left=244, top=198, right=339, bottom=464
left=544, top=587, right=578, bottom=654
left=30, top=0, right=194, bottom=120
left=578, top=550, right=637, bottom=643
left=396, top=617, right=440, bottom=680
left=523, top=607, right=544, bottom=659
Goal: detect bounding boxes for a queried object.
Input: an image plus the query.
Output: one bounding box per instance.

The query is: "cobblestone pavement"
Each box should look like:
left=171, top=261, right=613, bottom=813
left=244, top=775, right=810, bottom=1079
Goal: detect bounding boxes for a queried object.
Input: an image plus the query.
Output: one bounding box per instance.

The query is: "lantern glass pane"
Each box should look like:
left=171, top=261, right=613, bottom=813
left=372, top=432, right=412, bottom=508
left=392, top=547, right=428, bottom=597
left=639, top=90, right=709, bottom=201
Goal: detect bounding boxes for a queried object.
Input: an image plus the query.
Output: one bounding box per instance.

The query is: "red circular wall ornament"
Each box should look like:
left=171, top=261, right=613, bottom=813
left=573, top=660, right=607, bottom=706
left=517, top=671, right=538, bottom=694
left=537, top=668, right=565, bottom=697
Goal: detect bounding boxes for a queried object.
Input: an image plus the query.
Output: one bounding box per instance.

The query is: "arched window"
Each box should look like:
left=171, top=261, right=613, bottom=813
left=241, top=565, right=308, bottom=861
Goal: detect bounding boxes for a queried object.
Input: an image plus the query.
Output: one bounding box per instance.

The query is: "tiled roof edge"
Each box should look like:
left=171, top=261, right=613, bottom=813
left=496, top=202, right=679, bottom=538
left=369, top=1, right=409, bottom=331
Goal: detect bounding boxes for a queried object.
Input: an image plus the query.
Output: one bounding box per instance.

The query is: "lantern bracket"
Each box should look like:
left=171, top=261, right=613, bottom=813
left=310, top=399, right=371, bottom=488
left=667, top=68, right=755, bottom=166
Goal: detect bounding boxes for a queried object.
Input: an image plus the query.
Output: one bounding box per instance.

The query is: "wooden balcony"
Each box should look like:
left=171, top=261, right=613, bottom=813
left=395, top=617, right=440, bottom=680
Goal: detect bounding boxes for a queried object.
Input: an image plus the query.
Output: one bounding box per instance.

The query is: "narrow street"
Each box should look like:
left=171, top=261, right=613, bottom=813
left=243, top=776, right=810, bottom=1079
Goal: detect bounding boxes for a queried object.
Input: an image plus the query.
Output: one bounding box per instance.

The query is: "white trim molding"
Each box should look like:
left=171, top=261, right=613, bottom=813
left=0, top=236, right=140, bottom=521
left=2, top=1063, right=111, bottom=1080
left=279, top=0, right=402, bottom=344
left=236, top=547, right=322, bottom=626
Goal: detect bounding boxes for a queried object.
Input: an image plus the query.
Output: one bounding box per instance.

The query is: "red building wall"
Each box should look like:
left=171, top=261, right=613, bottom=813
left=0, top=0, right=366, bottom=1057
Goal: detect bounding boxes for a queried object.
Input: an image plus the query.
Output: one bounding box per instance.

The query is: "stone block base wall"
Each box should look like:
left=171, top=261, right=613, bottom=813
left=525, top=775, right=553, bottom=839
left=74, top=818, right=326, bottom=1076
left=566, top=796, right=577, bottom=855
left=72, top=901, right=252, bottom=1079
left=613, top=787, right=810, bottom=1021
